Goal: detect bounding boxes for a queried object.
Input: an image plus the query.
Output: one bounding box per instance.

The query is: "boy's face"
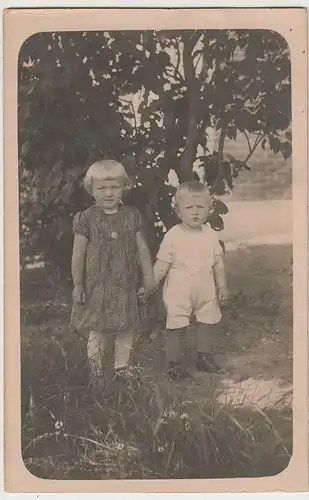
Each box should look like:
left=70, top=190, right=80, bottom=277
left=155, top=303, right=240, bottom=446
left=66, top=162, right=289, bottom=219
left=92, top=178, right=125, bottom=212
left=176, top=191, right=211, bottom=229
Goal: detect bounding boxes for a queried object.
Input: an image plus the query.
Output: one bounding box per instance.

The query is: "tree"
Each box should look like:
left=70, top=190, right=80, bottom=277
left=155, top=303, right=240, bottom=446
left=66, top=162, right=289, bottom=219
left=18, top=29, right=291, bottom=279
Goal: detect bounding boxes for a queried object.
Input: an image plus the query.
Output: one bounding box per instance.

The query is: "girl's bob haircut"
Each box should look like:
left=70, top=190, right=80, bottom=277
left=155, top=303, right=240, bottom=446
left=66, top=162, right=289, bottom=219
left=83, top=159, right=132, bottom=195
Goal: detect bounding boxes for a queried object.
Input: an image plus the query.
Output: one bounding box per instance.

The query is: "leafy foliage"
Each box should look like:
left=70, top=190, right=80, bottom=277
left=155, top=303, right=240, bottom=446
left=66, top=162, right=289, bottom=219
left=19, top=29, right=291, bottom=277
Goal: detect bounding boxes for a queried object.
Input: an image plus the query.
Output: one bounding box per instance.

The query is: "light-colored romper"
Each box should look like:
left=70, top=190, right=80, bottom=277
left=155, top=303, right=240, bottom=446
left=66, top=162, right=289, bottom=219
left=157, top=224, right=223, bottom=330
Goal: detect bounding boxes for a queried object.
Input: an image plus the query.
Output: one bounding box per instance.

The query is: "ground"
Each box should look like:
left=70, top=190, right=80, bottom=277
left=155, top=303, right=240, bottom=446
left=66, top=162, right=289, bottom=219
left=20, top=242, right=293, bottom=479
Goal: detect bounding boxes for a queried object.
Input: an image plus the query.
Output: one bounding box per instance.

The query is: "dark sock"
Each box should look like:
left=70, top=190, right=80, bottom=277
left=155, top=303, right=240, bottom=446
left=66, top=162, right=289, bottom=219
left=167, top=361, right=190, bottom=380
left=196, top=352, right=223, bottom=373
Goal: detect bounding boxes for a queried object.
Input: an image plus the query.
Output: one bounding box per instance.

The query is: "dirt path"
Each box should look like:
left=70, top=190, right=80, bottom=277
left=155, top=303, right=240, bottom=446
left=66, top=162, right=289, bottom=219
left=131, top=242, right=293, bottom=411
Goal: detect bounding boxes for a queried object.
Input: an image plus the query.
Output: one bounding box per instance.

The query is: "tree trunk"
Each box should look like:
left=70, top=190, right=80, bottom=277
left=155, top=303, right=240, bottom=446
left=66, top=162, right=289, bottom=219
left=178, top=36, right=201, bottom=183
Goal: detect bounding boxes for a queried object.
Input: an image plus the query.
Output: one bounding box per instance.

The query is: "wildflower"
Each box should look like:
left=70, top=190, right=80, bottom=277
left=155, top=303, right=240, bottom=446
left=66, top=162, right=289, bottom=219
left=115, top=442, right=124, bottom=451
left=159, top=418, right=167, bottom=424
left=127, top=365, right=140, bottom=377
left=127, top=445, right=138, bottom=457
left=158, top=446, right=165, bottom=453
left=54, top=420, right=63, bottom=430
left=180, top=413, right=189, bottom=420
left=185, top=422, right=190, bottom=431
left=169, top=411, right=177, bottom=418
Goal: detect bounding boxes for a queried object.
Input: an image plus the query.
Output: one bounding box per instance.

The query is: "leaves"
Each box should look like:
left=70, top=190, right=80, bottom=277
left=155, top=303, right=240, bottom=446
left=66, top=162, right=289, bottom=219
left=212, top=198, right=228, bottom=216
left=20, top=141, right=30, bottom=156
left=208, top=213, right=224, bottom=231
left=18, top=29, right=291, bottom=273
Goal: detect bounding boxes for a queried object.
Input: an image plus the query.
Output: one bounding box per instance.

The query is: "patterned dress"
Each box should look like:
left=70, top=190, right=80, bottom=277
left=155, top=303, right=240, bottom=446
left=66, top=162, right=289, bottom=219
left=70, top=203, right=143, bottom=333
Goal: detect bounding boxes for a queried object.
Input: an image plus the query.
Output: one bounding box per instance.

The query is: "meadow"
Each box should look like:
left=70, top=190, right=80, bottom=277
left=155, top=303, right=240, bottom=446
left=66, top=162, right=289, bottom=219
left=20, top=243, right=292, bottom=480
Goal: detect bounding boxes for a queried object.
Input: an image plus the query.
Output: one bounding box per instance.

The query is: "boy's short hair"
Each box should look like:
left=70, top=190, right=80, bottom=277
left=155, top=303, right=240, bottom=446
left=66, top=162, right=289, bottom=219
left=83, top=159, right=132, bottom=195
left=175, top=181, right=211, bottom=206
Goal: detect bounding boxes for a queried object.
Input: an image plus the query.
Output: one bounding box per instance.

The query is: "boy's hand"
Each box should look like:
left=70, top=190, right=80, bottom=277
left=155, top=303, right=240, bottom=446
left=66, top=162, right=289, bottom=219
left=218, top=288, right=229, bottom=305
left=73, top=285, right=86, bottom=305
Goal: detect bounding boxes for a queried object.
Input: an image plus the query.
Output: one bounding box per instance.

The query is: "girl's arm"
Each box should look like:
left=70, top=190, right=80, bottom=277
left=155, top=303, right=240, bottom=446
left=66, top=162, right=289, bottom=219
left=213, top=254, right=228, bottom=303
left=136, top=230, right=154, bottom=290
left=71, top=234, right=88, bottom=304
left=153, top=259, right=171, bottom=287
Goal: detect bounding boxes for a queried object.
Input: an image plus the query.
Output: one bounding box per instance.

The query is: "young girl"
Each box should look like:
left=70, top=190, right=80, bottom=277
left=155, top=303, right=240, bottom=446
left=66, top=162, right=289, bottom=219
left=70, top=159, right=153, bottom=389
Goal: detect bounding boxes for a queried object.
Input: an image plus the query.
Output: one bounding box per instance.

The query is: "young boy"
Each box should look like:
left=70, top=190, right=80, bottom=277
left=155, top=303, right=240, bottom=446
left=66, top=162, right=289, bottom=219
left=153, top=181, right=228, bottom=380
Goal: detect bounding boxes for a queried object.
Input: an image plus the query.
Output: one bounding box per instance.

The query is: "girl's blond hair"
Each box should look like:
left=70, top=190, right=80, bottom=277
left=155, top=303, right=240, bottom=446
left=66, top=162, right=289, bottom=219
left=83, top=159, right=132, bottom=195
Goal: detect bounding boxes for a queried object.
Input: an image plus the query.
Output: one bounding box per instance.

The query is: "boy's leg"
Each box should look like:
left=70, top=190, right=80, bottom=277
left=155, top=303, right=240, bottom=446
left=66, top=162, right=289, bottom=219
left=164, top=327, right=192, bottom=380
left=163, top=285, right=192, bottom=380
left=114, top=328, right=135, bottom=371
left=165, top=327, right=187, bottom=362
left=195, top=322, right=223, bottom=373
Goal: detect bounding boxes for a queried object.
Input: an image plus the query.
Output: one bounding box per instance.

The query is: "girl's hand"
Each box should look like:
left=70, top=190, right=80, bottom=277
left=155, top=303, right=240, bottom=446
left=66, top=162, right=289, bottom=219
left=73, top=285, right=86, bottom=305
left=218, top=288, right=229, bottom=305
left=137, top=286, right=153, bottom=304
left=137, top=287, right=147, bottom=304
left=144, top=276, right=156, bottom=298
left=138, top=278, right=156, bottom=304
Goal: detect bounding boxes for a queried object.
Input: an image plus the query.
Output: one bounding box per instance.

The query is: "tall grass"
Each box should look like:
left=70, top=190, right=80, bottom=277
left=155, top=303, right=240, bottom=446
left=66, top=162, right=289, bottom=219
left=21, top=335, right=292, bottom=480
left=20, top=246, right=293, bottom=481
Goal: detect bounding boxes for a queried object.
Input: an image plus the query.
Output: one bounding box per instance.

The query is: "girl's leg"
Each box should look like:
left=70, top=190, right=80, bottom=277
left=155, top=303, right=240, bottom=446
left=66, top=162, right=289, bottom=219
left=87, top=330, right=114, bottom=388
left=114, top=328, right=135, bottom=371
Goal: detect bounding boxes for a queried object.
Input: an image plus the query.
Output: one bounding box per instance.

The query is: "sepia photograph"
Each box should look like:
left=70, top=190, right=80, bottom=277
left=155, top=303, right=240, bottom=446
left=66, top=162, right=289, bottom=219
left=18, top=26, right=294, bottom=481
left=17, top=25, right=295, bottom=482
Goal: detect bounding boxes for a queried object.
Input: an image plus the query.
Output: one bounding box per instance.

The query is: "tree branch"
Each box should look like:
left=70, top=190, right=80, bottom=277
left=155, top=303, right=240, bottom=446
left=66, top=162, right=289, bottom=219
left=198, top=33, right=210, bottom=84
left=118, top=97, right=138, bottom=138
left=175, top=41, right=181, bottom=76
left=166, top=63, right=185, bottom=84
left=211, top=124, right=226, bottom=194
left=252, top=129, right=263, bottom=150
left=128, top=101, right=138, bottom=138
left=243, top=130, right=252, bottom=155
left=243, top=132, right=265, bottom=163
left=194, top=51, right=203, bottom=72
left=189, top=30, right=203, bottom=48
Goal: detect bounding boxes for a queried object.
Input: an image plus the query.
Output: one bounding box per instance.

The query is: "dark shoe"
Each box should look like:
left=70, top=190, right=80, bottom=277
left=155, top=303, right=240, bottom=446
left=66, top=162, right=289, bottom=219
left=167, top=362, right=191, bottom=381
left=196, top=353, right=223, bottom=373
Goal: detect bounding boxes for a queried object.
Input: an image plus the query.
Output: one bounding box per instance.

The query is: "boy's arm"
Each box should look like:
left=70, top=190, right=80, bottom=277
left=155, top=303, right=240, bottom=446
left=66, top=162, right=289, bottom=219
left=153, top=259, right=171, bottom=287
left=72, top=234, right=88, bottom=304
left=213, top=254, right=228, bottom=303
left=136, top=230, right=154, bottom=290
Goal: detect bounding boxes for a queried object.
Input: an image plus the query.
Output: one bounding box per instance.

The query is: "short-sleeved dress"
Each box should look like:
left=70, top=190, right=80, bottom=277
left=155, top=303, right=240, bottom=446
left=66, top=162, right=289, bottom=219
left=70, top=203, right=143, bottom=333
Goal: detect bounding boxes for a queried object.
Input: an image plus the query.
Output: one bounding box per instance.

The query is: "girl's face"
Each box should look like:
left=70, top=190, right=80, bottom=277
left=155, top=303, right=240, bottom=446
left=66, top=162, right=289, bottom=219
left=92, top=177, right=125, bottom=213
left=176, top=191, right=211, bottom=229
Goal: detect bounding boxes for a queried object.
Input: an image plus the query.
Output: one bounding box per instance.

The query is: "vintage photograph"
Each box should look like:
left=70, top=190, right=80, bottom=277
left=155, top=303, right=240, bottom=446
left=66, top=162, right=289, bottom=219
left=18, top=27, right=293, bottom=480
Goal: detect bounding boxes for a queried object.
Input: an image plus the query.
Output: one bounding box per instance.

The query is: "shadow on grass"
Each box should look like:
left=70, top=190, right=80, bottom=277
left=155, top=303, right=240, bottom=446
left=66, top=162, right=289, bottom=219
left=20, top=243, right=293, bottom=480
left=21, top=335, right=292, bottom=480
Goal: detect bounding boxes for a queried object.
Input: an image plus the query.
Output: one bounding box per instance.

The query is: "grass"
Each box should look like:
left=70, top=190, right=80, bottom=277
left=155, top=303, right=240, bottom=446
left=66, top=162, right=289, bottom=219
left=20, top=243, right=293, bottom=480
